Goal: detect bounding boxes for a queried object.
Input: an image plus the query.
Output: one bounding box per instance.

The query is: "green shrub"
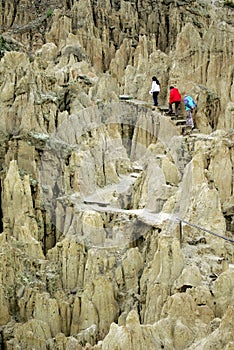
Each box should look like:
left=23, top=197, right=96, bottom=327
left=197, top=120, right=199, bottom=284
left=224, top=1, right=234, bottom=9
left=46, top=8, right=53, bottom=17
left=0, top=36, right=11, bottom=58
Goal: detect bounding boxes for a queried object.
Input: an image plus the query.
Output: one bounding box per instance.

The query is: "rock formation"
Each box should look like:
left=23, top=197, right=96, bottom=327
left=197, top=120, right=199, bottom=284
left=0, top=0, right=233, bottom=349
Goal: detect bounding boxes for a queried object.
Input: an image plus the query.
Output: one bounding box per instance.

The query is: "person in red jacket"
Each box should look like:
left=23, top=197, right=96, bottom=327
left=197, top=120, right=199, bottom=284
left=168, top=86, right=181, bottom=117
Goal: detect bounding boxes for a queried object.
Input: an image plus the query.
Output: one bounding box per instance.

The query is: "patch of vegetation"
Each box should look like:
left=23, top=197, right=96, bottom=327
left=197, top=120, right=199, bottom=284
left=46, top=8, right=53, bottom=17
left=0, top=36, right=11, bottom=58
left=224, top=1, right=234, bottom=9
left=18, top=168, right=38, bottom=188
left=206, top=90, right=220, bottom=103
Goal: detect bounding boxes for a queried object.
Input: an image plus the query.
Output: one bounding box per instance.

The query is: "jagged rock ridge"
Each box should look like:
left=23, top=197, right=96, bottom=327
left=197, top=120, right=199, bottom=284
left=0, top=0, right=233, bottom=349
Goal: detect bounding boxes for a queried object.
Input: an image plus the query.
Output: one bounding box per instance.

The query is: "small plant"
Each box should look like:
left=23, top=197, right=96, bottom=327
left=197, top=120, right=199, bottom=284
left=224, top=1, right=234, bottom=9
left=46, top=8, right=53, bottom=17
left=0, top=36, right=11, bottom=58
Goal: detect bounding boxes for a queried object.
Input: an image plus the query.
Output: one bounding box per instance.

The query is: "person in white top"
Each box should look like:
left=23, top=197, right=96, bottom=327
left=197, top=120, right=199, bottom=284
left=149, top=76, right=160, bottom=106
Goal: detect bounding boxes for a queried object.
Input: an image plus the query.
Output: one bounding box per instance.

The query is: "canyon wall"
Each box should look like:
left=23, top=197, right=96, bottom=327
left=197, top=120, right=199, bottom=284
left=0, top=0, right=233, bottom=349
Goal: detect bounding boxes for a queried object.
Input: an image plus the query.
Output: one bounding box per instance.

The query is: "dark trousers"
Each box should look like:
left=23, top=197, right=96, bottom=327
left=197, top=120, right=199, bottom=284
left=153, top=91, right=159, bottom=106
left=169, top=101, right=180, bottom=116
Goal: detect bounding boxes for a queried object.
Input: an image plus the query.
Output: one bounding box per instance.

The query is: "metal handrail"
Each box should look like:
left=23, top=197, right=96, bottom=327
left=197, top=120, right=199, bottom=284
left=177, top=218, right=234, bottom=244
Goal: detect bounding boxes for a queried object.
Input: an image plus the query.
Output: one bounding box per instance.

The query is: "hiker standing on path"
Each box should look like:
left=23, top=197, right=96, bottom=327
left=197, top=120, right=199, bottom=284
left=168, top=86, right=181, bottom=117
left=183, top=94, right=197, bottom=130
left=149, top=76, right=160, bottom=107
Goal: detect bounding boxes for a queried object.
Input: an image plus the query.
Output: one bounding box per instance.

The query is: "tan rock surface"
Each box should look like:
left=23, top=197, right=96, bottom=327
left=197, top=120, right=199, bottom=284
left=0, top=0, right=233, bottom=349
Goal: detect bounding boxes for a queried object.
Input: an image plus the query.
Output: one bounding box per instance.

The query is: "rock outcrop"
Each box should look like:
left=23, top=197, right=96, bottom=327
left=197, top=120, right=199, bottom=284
left=0, top=0, right=233, bottom=349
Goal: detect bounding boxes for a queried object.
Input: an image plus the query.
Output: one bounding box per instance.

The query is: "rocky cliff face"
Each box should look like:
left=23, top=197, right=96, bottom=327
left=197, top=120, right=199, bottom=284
left=0, top=0, right=233, bottom=349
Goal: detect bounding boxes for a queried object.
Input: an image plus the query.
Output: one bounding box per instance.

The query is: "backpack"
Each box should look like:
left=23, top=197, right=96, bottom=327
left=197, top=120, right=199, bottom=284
left=184, top=95, right=197, bottom=109
left=191, top=97, right=197, bottom=108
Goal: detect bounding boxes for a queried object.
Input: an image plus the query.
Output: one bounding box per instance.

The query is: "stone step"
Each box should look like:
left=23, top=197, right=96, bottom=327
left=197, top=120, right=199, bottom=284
left=191, top=129, right=200, bottom=134
left=130, top=172, right=141, bottom=178
left=119, top=95, right=133, bottom=100
left=132, top=165, right=144, bottom=173
left=176, top=125, right=185, bottom=133
left=83, top=199, right=110, bottom=207
left=174, top=119, right=187, bottom=126
left=157, top=105, right=169, bottom=112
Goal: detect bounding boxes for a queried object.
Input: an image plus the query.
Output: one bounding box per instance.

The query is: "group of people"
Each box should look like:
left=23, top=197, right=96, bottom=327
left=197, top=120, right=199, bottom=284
left=149, top=76, right=197, bottom=130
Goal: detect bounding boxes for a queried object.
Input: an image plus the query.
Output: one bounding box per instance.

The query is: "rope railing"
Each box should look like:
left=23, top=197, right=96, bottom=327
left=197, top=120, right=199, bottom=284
left=177, top=218, right=234, bottom=244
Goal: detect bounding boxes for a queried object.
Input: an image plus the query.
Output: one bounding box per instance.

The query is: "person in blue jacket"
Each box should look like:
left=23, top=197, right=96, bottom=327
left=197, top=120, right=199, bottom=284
left=183, top=94, right=197, bottom=129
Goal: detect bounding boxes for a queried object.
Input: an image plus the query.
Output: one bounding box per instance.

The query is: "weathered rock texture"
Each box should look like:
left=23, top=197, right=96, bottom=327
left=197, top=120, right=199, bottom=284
left=0, top=0, right=233, bottom=349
